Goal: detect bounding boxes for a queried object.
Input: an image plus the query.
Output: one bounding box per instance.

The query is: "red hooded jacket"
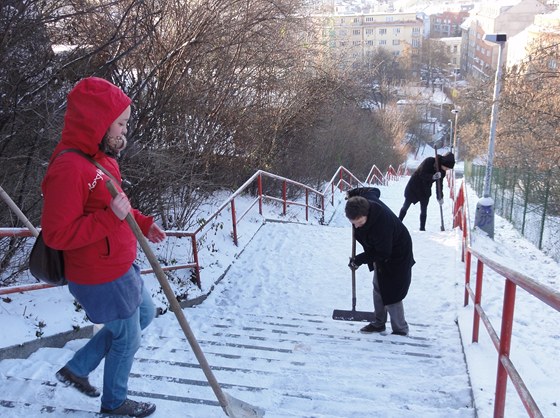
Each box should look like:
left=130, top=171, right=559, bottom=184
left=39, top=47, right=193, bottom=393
left=41, top=77, right=153, bottom=284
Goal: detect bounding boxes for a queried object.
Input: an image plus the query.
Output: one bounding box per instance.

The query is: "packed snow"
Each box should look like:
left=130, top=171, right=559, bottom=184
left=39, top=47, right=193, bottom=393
left=0, top=153, right=559, bottom=417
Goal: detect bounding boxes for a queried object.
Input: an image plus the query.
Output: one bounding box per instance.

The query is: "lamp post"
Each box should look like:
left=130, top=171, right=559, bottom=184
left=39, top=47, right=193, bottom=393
left=474, top=33, right=507, bottom=239
left=451, top=108, right=459, bottom=159
left=448, top=119, right=452, bottom=149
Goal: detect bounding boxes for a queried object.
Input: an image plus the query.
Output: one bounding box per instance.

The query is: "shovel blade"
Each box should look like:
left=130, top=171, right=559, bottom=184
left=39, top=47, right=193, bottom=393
left=224, top=392, right=265, bottom=418
left=332, top=309, right=376, bottom=322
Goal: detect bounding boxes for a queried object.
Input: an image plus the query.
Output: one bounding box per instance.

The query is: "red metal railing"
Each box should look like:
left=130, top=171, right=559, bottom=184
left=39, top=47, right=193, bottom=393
left=1, top=165, right=398, bottom=295
left=453, top=180, right=560, bottom=418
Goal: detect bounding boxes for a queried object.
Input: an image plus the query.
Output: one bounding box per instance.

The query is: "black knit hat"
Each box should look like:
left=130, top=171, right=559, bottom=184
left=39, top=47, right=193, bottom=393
left=439, top=152, right=455, bottom=169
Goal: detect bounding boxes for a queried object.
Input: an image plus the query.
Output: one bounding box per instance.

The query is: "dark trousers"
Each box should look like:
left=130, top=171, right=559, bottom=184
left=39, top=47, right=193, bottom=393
left=399, top=198, right=429, bottom=230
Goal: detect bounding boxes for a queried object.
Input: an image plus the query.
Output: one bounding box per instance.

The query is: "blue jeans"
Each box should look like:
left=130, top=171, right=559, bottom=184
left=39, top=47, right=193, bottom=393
left=65, top=272, right=155, bottom=410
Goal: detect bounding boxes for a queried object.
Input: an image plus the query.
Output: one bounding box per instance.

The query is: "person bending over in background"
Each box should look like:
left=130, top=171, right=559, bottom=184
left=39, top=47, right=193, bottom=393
left=398, top=152, right=455, bottom=231
left=41, top=77, right=166, bottom=418
left=345, top=196, right=415, bottom=336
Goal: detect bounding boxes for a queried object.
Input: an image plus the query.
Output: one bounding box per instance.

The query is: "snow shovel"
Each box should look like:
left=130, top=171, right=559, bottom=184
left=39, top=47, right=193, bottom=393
left=332, top=227, right=376, bottom=322
left=434, top=147, right=445, bottom=231
left=106, top=180, right=264, bottom=418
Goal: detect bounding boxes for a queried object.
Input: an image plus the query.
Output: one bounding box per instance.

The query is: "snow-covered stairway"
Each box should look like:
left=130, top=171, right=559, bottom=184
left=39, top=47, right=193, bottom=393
left=0, top=221, right=475, bottom=417
left=0, top=312, right=473, bottom=417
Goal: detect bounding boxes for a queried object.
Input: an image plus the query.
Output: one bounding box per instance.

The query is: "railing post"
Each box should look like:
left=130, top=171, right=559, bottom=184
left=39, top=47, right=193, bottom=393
left=472, top=260, right=484, bottom=343
left=305, top=189, right=309, bottom=221
left=282, top=180, right=287, bottom=215
left=331, top=183, right=335, bottom=206
left=258, top=174, right=263, bottom=215
left=322, top=194, right=325, bottom=223
left=191, top=235, right=201, bottom=288
left=494, top=279, right=517, bottom=418
left=464, top=250, right=472, bottom=307
left=339, top=169, right=343, bottom=191
left=231, top=199, right=238, bottom=246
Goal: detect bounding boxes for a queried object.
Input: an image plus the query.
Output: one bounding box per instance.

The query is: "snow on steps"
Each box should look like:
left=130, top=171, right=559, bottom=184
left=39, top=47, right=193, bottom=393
left=0, top=311, right=473, bottom=418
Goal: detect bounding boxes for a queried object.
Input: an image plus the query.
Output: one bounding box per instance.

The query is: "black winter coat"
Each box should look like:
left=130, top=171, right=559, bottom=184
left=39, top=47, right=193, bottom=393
left=353, top=200, right=415, bottom=305
left=404, top=156, right=446, bottom=204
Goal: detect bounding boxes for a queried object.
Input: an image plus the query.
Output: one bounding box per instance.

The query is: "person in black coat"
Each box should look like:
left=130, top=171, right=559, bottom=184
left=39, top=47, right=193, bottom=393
left=399, top=152, right=455, bottom=231
left=345, top=196, right=415, bottom=335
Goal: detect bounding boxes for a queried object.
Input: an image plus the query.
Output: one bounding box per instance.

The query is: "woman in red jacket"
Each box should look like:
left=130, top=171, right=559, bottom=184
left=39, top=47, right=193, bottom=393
left=41, top=77, right=165, bottom=417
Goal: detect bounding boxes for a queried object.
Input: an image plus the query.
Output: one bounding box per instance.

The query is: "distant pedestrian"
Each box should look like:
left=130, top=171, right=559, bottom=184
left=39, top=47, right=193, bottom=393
left=41, top=77, right=165, bottom=417
left=399, top=152, right=455, bottom=231
left=345, top=196, right=415, bottom=336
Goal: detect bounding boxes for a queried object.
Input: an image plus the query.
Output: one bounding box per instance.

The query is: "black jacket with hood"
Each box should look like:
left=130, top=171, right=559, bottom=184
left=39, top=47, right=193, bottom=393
left=353, top=199, right=415, bottom=305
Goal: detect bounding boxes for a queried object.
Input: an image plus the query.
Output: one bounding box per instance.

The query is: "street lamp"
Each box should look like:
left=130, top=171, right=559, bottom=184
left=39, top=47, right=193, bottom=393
left=448, top=119, right=452, bottom=149
left=474, top=33, right=507, bottom=239
left=451, top=108, right=459, bottom=158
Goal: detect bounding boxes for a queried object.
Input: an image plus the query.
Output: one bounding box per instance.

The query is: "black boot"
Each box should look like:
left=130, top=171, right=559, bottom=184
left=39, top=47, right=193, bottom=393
left=420, top=214, right=427, bottom=231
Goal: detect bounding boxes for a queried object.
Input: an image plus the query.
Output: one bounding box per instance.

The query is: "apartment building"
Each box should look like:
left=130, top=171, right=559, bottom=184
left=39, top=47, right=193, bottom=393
left=430, top=10, right=470, bottom=38
left=460, top=0, right=549, bottom=78
left=507, top=9, right=560, bottom=67
left=322, top=12, right=424, bottom=70
left=439, top=37, right=462, bottom=68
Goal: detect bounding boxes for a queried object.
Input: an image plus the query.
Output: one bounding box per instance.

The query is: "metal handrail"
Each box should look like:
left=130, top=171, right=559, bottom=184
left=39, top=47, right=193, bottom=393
left=1, top=165, right=399, bottom=295
left=454, top=179, right=560, bottom=418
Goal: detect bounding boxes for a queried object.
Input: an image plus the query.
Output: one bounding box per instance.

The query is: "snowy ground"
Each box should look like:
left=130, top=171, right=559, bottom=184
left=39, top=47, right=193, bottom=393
left=0, top=155, right=559, bottom=417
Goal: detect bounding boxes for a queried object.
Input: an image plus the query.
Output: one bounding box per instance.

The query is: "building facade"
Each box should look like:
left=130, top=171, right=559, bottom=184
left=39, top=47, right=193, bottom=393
left=460, top=0, right=550, bottom=78
left=321, top=12, right=424, bottom=71
left=430, top=10, right=470, bottom=38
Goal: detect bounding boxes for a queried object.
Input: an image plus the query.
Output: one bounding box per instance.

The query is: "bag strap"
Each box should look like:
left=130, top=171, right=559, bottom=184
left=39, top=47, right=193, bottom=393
left=55, top=148, right=120, bottom=184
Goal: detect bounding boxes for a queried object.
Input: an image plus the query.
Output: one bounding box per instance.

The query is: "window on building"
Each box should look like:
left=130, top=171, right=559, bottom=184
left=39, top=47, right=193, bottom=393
left=393, top=39, right=400, bottom=46
left=379, top=28, right=387, bottom=35
left=353, top=41, right=361, bottom=46
left=393, top=28, right=401, bottom=35
left=412, top=39, right=420, bottom=48
left=365, top=29, right=373, bottom=35
left=413, top=27, right=420, bottom=34
left=379, top=40, right=387, bottom=45
left=353, top=29, right=360, bottom=35
left=354, top=17, right=359, bottom=23
left=386, top=16, right=393, bottom=22
left=367, top=40, right=374, bottom=46
left=453, top=45, right=458, bottom=53
left=365, top=17, right=374, bottom=22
